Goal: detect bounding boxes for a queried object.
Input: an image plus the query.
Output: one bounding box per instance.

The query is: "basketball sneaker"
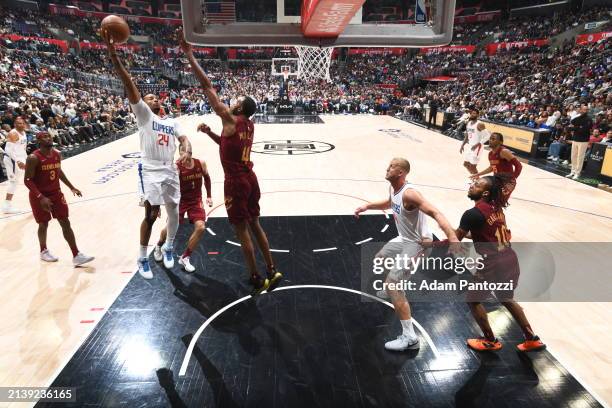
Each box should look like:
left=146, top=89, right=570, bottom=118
left=153, top=245, right=163, bottom=262
left=73, top=252, right=94, bottom=266
left=266, top=267, right=283, bottom=292
left=467, top=337, right=502, bottom=351
left=137, top=258, right=153, bottom=279
left=384, top=334, right=420, bottom=351
left=161, top=244, right=174, bottom=269
left=1, top=202, right=23, bottom=214
left=40, top=249, right=59, bottom=262
left=517, top=336, right=546, bottom=352
left=250, top=274, right=270, bottom=296
left=179, top=256, right=195, bottom=273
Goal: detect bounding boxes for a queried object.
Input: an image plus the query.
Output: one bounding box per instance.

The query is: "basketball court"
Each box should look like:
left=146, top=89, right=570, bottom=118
left=1, top=0, right=612, bottom=406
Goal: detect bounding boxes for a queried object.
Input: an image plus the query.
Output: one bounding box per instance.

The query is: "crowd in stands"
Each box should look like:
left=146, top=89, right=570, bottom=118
left=1, top=2, right=611, bottom=182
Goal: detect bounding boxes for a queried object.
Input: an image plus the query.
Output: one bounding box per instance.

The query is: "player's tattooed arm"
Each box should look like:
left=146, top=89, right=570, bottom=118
left=101, top=28, right=141, bottom=104
left=178, top=135, right=192, bottom=163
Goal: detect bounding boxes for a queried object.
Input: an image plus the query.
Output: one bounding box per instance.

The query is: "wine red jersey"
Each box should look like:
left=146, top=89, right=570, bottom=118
left=461, top=201, right=511, bottom=256
left=488, top=147, right=515, bottom=176
left=177, top=159, right=203, bottom=203
left=32, top=149, right=61, bottom=194
left=220, top=116, right=254, bottom=175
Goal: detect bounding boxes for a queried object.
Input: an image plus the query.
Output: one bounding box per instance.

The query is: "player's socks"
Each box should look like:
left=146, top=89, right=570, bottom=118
left=249, top=274, right=270, bottom=296
left=266, top=265, right=283, bottom=292
left=400, top=319, right=417, bottom=338
left=139, top=245, right=148, bottom=260
left=40, top=244, right=47, bottom=252
left=183, top=248, right=193, bottom=258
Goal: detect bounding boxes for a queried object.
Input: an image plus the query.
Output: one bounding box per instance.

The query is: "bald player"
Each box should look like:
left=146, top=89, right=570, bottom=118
left=103, top=30, right=192, bottom=280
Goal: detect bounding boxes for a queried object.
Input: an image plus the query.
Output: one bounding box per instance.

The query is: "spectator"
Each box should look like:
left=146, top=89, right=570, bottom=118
left=567, top=105, right=593, bottom=179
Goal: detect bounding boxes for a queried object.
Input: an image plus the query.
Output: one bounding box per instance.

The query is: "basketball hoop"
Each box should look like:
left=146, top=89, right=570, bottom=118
left=294, top=46, right=333, bottom=83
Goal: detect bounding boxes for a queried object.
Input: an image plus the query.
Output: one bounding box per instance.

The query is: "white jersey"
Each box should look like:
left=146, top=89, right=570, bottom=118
left=466, top=120, right=490, bottom=146
left=390, top=183, right=432, bottom=242
left=131, top=99, right=182, bottom=163
left=5, top=129, right=27, bottom=163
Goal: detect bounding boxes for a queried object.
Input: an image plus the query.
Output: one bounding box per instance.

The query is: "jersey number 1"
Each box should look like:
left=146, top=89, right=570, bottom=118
left=494, top=225, right=510, bottom=251
left=157, top=134, right=169, bottom=146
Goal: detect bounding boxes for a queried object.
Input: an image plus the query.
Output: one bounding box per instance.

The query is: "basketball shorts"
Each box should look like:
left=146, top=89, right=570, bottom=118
left=466, top=248, right=520, bottom=302
left=376, top=238, right=427, bottom=282
left=3, top=155, right=24, bottom=183
left=137, top=160, right=180, bottom=206
left=29, top=190, right=69, bottom=224
left=179, top=199, right=206, bottom=224
left=224, top=171, right=260, bottom=225
left=463, top=144, right=483, bottom=165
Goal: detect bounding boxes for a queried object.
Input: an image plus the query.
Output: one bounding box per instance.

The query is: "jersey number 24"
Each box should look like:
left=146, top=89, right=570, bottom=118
left=157, top=134, right=170, bottom=146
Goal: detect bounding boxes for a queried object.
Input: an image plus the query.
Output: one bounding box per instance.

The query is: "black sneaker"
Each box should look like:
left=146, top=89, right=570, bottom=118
left=267, top=267, right=283, bottom=292
left=250, top=274, right=270, bottom=296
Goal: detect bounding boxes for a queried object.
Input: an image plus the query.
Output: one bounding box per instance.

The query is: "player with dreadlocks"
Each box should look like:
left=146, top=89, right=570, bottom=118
left=454, top=174, right=546, bottom=352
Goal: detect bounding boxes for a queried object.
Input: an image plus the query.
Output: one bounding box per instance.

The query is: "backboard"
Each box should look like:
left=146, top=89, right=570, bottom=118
left=181, top=0, right=456, bottom=48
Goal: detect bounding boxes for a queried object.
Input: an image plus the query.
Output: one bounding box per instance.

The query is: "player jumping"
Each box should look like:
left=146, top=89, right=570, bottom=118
left=177, top=29, right=282, bottom=295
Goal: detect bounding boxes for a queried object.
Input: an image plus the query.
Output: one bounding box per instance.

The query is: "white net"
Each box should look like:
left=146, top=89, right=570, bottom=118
left=294, top=46, right=334, bottom=83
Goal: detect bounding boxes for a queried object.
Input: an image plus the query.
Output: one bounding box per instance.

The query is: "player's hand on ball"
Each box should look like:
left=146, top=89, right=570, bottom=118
left=197, top=123, right=211, bottom=134
left=206, top=197, right=213, bottom=207
left=176, top=28, right=192, bottom=54
left=71, top=188, right=82, bottom=197
left=477, top=123, right=486, bottom=131
left=40, top=196, right=53, bottom=212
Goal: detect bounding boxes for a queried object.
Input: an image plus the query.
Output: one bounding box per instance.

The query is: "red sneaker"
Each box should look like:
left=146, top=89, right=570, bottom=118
left=467, top=337, right=503, bottom=351
left=517, top=336, right=546, bottom=352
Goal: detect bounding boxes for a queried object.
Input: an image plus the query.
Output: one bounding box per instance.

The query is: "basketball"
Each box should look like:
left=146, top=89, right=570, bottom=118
left=100, top=15, right=130, bottom=44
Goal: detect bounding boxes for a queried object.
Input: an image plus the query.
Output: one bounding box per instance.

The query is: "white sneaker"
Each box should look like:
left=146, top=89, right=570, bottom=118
left=161, top=244, right=174, bottom=269
left=562, top=160, right=569, bottom=165
left=137, top=258, right=153, bottom=279
left=1, top=203, right=23, bottom=214
left=40, top=249, right=59, bottom=262
left=572, top=173, right=580, bottom=180
left=179, top=256, right=195, bottom=273
left=376, top=289, right=390, bottom=299
left=565, top=172, right=575, bottom=178
left=73, top=252, right=94, bottom=266
left=552, top=157, right=559, bottom=162
left=153, top=245, right=163, bottom=262
left=547, top=155, right=553, bottom=160
left=384, top=334, right=420, bottom=351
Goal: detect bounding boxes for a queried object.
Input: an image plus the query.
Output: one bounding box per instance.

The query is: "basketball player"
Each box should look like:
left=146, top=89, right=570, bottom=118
left=470, top=132, right=522, bottom=204
left=460, top=108, right=490, bottom=175
left=2, top=116, right=28, bottom=214
left=102, top=30, right=192, bottom=279
left=455, top=175, right=545, bottom=352
left=154, top=156, right=213, bottom=273
left=177, top=30, right=282, bottom=295
left=354, top=158, right=459, bottom=351
left=24, top=131, right=94, bottom=265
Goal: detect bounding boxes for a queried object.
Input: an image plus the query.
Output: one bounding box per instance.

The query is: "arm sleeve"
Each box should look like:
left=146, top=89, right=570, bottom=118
left=459, top=207, right=486, bottom=233
left=130, top=99, right=152, bottom=128
left=203, top=172, right=212, bottom=198
left=173, top=120, right=183, bottom=140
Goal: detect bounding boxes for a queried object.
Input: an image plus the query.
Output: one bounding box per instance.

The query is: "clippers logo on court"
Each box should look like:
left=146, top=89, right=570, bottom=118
left=251, top=140, right=335, bottom=155
left=378, top=129, right=422, bottom=143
